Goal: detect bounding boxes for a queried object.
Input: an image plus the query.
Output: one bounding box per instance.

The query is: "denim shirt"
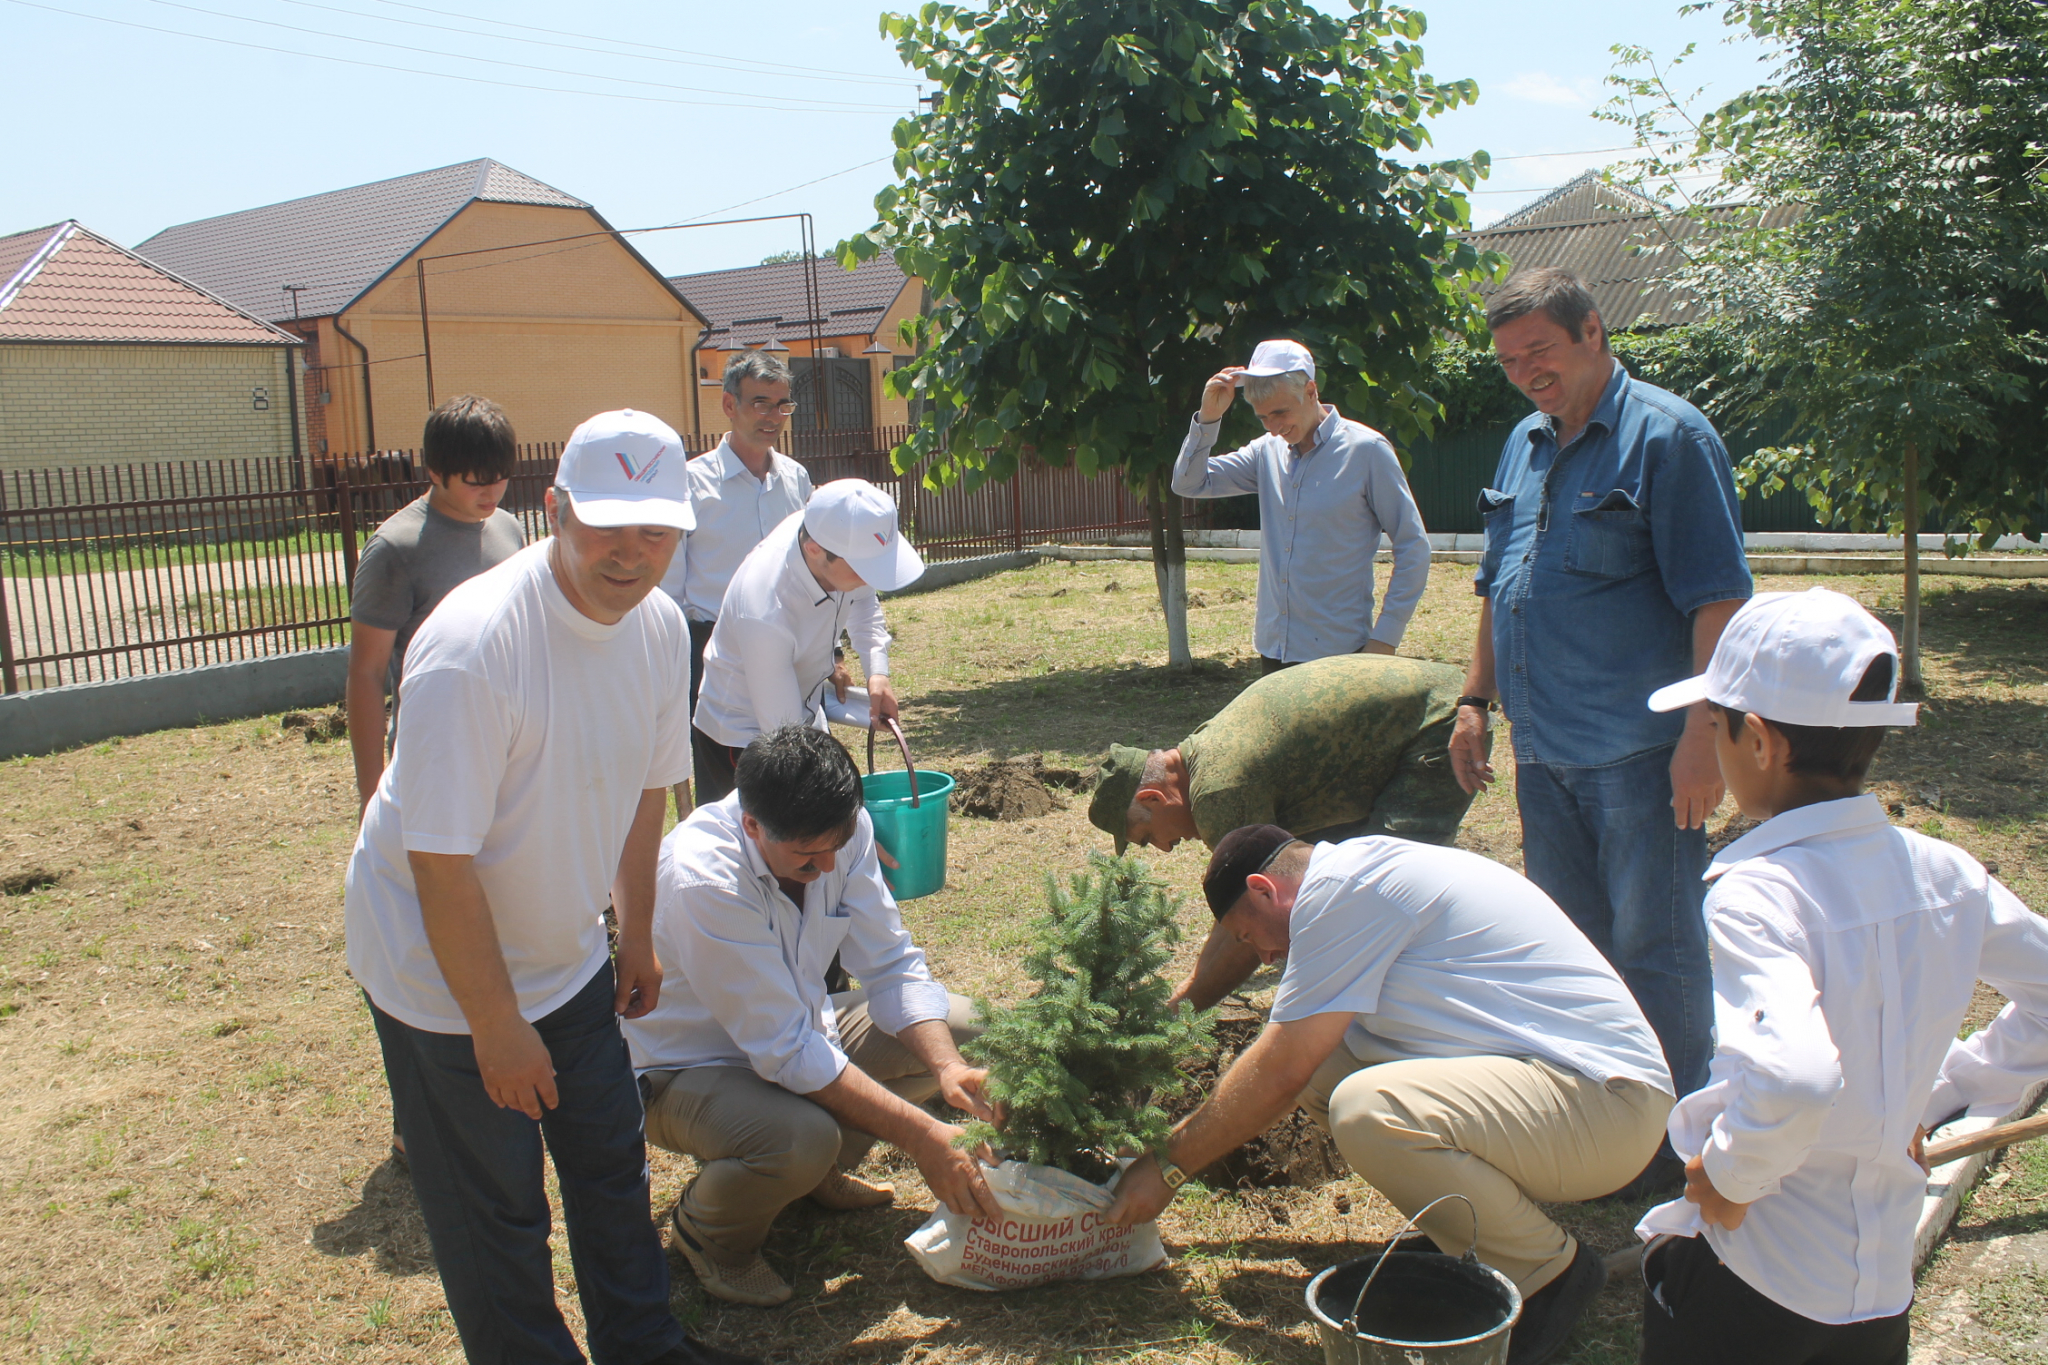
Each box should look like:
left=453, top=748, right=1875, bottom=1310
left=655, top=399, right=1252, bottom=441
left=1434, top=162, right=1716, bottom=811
left=1474, top=362, right=1751, bottom=767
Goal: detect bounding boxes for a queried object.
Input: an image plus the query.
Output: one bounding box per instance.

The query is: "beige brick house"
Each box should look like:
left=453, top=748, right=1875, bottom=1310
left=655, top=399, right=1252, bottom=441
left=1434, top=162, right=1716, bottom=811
left=136, top=159, right=708, bottom=457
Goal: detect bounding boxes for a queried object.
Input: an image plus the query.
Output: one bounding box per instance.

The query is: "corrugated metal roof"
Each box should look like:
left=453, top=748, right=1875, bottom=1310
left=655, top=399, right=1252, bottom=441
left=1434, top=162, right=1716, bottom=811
left=1466, top=174, right=1804, bottom=329
left=669, top=256, right=912, bottom=348
left=134, top=159, right=589, bottom=323
left=0, top=221, right=300, bottom=346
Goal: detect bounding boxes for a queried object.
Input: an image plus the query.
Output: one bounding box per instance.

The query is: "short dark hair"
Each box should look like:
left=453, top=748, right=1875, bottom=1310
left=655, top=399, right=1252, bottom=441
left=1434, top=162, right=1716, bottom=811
left=1486, top=267, right=1606, bottom=350
left=736, top=725, right=863, bottom=843
left=1715, top=655, right=1896, bottom=784
left=422, top=394, right=517, bottom=482
left=723, top=349, right=792, bottom=397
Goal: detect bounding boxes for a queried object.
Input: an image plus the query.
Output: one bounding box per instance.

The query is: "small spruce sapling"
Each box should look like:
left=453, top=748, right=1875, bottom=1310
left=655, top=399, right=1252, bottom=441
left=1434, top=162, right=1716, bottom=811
left=963, top=853, right=1213, bottom=1182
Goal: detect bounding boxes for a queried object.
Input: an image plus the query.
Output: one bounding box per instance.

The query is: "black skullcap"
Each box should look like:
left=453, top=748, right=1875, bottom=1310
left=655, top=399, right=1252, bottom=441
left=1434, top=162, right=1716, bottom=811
left=1203, top=824, right=1301, bottom=919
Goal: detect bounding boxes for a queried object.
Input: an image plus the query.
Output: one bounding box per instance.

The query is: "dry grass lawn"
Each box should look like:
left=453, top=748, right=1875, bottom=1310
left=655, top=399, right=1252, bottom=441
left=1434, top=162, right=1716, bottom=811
left=3, top=556, right=2042, bottom=1363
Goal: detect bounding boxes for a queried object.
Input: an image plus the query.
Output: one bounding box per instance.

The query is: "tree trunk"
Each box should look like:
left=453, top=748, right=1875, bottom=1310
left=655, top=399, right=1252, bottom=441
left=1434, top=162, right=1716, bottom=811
left=1901, top=441, right=1923, bottom=692
left=1146, top=471, right=1192, bottom=670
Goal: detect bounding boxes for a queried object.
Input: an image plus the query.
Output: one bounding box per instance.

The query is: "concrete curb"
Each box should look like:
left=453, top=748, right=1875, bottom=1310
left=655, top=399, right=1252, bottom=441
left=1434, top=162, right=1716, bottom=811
left=1914, top=1079, right=2048, bottom=1272
left=0, top=647, right=348, bottom=759
left=883, top=549, right=1045, bottom=597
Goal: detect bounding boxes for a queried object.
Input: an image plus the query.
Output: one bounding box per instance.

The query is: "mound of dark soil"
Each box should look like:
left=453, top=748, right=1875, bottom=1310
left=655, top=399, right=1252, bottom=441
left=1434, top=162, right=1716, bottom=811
left=953, top=753, right=1087, bottom=822
left=2, top=867, right=62, bottom=896
left=281, top=707, right=348, bottom=742
left=1171, top=1003, right=1346, bottom=1189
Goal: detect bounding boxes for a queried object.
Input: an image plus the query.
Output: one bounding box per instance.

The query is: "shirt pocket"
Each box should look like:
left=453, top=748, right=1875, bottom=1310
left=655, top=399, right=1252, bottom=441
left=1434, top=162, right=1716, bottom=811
left=1476, top=488, right=1514, bottom=587
left=802, top=906, right=855, bottom=985
left=1564, top=489, right=1654, bottom=580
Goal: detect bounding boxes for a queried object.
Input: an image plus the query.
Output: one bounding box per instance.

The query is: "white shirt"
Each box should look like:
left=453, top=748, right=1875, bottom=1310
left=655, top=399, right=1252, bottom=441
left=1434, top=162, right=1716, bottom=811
left=1171, top=406, right=1430, bottom=661
left=659, top=438, right=813, bottom=622
left=1271, top=838, right=1672, bottom=1093
left=621, top=793, right=950, bottom=1092
left=345, top=542, right=695, bottom=1033
left=692, top=511, right=893, bottom=748
left=1637, top=795, right=2048, bottom=1324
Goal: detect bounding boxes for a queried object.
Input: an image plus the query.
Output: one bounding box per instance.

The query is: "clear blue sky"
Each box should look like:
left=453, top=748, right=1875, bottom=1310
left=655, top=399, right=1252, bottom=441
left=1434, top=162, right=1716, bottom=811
left=1, top=0, right=1777, bottom=277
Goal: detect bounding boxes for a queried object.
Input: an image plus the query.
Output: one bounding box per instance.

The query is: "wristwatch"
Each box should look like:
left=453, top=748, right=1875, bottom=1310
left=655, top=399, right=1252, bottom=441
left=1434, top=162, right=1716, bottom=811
left=1157, top=1158, right=1190, bottom=1191
left=1457, top=695, right=1496, bottom=713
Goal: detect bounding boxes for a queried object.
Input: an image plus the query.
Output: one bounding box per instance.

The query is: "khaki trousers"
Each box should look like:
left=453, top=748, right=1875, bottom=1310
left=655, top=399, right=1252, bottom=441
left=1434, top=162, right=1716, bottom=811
left=1300, top=1032, right=1673, bottom=1295
left=640, top=991, right=979, bottom=1254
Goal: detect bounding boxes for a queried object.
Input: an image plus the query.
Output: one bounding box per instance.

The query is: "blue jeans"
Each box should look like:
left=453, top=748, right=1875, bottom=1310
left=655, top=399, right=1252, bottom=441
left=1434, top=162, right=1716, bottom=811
left=369, top=963, right=684, bottom=1365
left=1516, top=745, right=1711, bottom=1100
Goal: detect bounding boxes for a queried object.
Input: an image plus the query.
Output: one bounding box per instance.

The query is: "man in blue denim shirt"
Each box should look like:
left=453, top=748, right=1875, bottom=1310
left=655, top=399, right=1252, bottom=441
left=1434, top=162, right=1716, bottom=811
left=1447, top=268, right=1752, bottom=1198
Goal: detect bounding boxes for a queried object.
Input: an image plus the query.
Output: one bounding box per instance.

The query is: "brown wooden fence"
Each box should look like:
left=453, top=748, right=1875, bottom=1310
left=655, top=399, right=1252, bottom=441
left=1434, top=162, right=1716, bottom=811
left=0, top=430, right=1180, bottom=691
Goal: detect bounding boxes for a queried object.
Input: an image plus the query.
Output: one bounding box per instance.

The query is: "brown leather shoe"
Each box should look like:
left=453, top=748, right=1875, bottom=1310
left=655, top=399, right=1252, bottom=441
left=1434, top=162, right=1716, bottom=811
left=668, top=1204, right=792, bottom=1307
left=805, top=1166, right=895, bottom=1211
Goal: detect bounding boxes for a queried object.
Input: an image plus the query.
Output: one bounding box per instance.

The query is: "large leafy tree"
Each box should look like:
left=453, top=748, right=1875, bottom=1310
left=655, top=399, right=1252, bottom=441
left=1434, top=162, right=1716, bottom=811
left=1605, top=0, right=2048, bottom=684
left=844, top=0, right=1495, bottom=666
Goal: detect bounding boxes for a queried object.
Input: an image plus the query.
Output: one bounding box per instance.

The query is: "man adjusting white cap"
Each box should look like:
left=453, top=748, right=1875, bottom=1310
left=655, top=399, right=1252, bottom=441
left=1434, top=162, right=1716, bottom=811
left=556, top=409, right=697, bottom=530
left=1648, top=587, right=1919, bottom=727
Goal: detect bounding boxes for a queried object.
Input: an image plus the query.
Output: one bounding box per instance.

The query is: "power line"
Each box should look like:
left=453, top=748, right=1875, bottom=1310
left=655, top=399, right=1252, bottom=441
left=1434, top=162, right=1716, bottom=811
left=6, top=0, right=908, bottom=115
left=130, top=0, right=904, bottom=112
left=656, top=158, right=897, bottom=228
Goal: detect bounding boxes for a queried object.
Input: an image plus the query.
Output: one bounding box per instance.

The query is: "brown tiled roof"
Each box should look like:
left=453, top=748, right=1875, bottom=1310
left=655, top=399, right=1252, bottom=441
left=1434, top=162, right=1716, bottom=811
left=134, top=159, right=592, bottom=323
left=1465, top=172, right=1803, bottom=329
left=0, top=222, right=300, bottom=346
left=670, top=256, right=913, bottom=349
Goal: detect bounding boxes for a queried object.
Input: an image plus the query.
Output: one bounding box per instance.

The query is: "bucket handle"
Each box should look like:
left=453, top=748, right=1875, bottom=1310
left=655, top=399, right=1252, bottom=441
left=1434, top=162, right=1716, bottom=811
left=865, top=715, right=921, bottom=809
left=1341, top=1193, right=1481, bottom=1338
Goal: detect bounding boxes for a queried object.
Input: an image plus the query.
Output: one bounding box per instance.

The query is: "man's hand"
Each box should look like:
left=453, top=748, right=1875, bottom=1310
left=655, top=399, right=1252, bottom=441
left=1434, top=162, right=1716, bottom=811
left=1361, top=640, right=1397, bottom=657
left=1911, top=1124, right=1930, bottom=1174
left=1198, top=368, right=1245, bottom=424
left=1670, top=708, right=1725, bottom=829
left=831, top=654, right=852, bottom=703
left=613, top=930, right=664, bottom=1020
left=1105, top=1153, right=1176, bottom=1227
left=869, top=675, right=900, bottom=725
left=913, top=1123, right=1004, bottom=1223
left=935, top=1062, right=998, bottom=1123
left=1449, top=705, right=1494, bottom=795
left=473, top=1014, right=559, bottom=1119
left=1683, top=1155, right=1750, bottom=1230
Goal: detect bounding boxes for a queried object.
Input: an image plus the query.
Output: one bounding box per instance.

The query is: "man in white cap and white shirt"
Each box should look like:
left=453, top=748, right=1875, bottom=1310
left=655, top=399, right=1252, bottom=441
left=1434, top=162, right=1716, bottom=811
left=345, top=409, right=754, bottom=1365
left=1172, top=339, right=1431, bottom=673
left=690, top=478, right=924, bottom=806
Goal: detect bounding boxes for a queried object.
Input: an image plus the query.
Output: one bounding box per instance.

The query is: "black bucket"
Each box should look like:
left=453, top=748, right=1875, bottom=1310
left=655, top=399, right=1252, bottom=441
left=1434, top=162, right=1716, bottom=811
left=1303, top=1196, right=1521, bottom=1365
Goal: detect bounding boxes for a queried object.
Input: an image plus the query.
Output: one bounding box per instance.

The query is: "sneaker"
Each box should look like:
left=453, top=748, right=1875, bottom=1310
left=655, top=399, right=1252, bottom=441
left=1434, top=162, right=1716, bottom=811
left=668, top=1204, right=792, bottom=1308
left=1595, top=1152, right=1687, bottom=1203
left=1506, top=1241, right=1606, bottom=1365
left=805, top=1166, right=895, bottom=1211
left=644, top=1336, right=763, bottom=1365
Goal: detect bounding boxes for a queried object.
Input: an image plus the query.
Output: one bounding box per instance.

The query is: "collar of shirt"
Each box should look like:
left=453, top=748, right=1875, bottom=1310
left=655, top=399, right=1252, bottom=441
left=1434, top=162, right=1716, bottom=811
left=778, top=532, right=836, bottom=608
left=1534, top=358, right=1627, bottom=454
left=1707, top=794, right=1890, bottom=879
left=714, top=436, right=783, bottom=487
left=1290, top=404, right=1342, bottom=459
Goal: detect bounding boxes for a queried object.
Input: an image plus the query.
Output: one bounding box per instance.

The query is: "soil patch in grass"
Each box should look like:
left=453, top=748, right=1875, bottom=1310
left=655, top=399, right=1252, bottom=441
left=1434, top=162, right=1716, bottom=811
left=2, top=866, right=63, bottom=896
left=951, top=753, right=1087, bottom=822
left=280, top=707, right=348, bottom=742
left=1171, top=1002, right=1345, bottom=1191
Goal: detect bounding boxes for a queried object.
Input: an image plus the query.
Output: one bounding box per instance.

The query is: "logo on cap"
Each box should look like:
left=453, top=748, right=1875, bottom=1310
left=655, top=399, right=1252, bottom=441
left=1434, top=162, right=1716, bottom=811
left=614, top=446, right=668, bottom=483
left=873, top=531, right=888, bottom=545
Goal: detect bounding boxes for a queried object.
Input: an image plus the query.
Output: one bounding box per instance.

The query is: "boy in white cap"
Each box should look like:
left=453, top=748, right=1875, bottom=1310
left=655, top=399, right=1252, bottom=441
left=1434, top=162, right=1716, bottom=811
left=691, top=478, right=923, bottom=805
left=1633, top=587, right=2048, bottom=1365
left=346, top=409, right=754, bottom=1365
left=1171, top=338, right=1430, bottom=671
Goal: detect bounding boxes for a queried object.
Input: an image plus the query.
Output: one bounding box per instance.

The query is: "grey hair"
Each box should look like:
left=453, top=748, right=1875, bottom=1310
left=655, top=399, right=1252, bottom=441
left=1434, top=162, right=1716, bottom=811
left=1486, top=266, right=1607, bottom=350
left=1243, top=370, right=1313, bottom=404
left=722, top=349, right=792, bottom=397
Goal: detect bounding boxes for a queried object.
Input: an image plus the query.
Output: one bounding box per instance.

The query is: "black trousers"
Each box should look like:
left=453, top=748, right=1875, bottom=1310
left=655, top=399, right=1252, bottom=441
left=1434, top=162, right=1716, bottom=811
left=691, top=724, right=744, bottom=806
left=1259, top=654, right=1297, bottom=676
left=1639, top=1235, right=1909, bottom=1365
left=685, top=617, right=714, bottom=719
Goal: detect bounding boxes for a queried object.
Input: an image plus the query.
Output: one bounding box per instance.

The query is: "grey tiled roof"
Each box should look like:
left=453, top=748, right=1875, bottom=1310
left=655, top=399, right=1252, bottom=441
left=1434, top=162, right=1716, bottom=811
left=133, top=159, right=589, bottom=323
left=669, top=256, right=912, bottom=348
left=0, top=221, right=299, bottom=345
left=1465, top=173, right=1803, bottom=330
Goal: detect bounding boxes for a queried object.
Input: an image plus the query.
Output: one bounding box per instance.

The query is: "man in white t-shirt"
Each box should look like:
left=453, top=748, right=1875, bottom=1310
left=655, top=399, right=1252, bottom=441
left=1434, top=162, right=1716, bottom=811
left=690, top=479, right=924, bottom=805
left=1108, top=826, right=1675, bottom=1365
left=345, top=409, right=753, bottom=1365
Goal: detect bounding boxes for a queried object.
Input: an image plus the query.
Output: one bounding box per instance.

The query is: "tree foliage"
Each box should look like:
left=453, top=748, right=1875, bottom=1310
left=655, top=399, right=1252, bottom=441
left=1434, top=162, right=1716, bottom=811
left=962, top=853, right=1212, bottom=1180
left=843, top=0, right=1500, bottom=490
left=1602, top=0, right=2048, bottom=549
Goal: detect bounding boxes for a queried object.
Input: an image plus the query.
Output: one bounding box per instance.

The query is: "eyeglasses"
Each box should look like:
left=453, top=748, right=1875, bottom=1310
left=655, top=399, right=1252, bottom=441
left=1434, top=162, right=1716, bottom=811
left=746, top=398, right=799, bottom=416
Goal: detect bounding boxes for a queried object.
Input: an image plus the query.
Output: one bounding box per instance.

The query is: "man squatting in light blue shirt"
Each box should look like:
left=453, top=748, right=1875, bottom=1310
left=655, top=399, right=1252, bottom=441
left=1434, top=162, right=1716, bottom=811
left=1171, top=338, right=1432, bottom=673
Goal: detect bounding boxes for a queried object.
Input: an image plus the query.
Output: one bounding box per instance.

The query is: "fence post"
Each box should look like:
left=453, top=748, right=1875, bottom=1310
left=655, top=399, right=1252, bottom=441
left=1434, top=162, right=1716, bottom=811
left=0, top=480, right=15, bottom=695
left=336, top=473, right=360, bottom=593
left=1012, top=465, right=1025, bottom=553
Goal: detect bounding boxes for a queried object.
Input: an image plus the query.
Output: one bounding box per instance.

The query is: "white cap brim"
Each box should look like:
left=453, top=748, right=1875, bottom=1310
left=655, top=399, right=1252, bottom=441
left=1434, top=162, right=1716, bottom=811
left=559, top=489, right=695, bottom=532
left=844, top=535, right=925, bottom=592
left=1646, top=674, right=1712, bottom=713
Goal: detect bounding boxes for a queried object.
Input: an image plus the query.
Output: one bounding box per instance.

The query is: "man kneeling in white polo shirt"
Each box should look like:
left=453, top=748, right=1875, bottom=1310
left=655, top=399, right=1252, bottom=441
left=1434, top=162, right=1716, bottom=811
left=622, top=725, right=1003, bottom=1307
left=1108, top=826, right=1676, bottom=1365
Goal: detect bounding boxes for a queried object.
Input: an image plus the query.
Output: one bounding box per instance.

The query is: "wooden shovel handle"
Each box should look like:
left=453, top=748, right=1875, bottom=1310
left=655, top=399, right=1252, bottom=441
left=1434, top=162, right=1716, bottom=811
left=865, top=715, right=920, bottom=808
left=1923, top=1110, right=2048, bottom=1168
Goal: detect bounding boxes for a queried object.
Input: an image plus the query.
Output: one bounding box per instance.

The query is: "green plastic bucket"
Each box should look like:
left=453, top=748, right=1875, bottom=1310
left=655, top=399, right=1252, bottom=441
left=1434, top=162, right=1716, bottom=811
left=862, top=768, right=953, bottom=900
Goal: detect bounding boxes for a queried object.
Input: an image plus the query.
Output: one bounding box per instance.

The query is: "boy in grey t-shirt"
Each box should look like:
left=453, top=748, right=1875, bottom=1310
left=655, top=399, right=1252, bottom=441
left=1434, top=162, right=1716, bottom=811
left=346, top=395, right=525, bottom=813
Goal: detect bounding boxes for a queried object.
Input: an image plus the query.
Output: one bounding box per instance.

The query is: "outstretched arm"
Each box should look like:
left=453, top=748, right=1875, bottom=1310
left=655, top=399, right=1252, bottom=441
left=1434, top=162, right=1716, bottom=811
left=1169, top=920, right=1263, bottom=1012
left=807, top=1061, right=1003, bottom=1222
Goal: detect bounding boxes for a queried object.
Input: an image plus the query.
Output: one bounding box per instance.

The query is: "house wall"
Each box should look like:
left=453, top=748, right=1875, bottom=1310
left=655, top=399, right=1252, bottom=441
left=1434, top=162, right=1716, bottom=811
left=322, top=201, right=702, bottom=453
left=0, top=342, right=300, bottom=473
left=869, top=276, right=924, bottom=430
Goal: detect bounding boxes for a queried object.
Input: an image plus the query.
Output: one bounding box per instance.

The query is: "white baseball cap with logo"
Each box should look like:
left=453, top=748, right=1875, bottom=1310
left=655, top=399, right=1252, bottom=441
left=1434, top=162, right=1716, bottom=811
left=553, top=409, right=696, bottom=531
left=1647, top=587, right=1919, bottom=727
left=804, top=478, right=924, bottom=592
left=1235, top=338, right=1316, bottom=386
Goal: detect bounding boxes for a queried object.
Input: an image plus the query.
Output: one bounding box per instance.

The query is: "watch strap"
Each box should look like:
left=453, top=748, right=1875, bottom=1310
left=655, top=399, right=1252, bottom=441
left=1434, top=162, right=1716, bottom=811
left=1158, top=1159, right=1189, bottom=1190
left=1457, top=695, right=1496, bottom=713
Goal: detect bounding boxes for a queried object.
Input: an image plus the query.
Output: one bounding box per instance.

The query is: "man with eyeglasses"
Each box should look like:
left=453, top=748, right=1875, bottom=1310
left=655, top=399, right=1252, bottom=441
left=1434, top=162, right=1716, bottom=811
left=1171, top=339, right=1431, bottom=673
left=660, top=350, right=815, bottom=815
